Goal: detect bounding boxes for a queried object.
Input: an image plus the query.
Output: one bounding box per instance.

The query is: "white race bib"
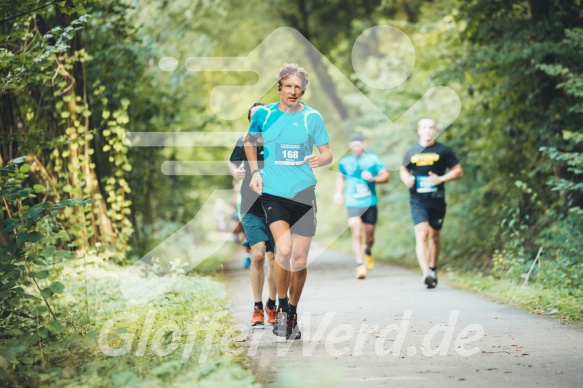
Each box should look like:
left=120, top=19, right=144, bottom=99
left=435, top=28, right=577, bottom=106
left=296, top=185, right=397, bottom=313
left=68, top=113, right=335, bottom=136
left=416, top=176, right=437, bottom=193
left=353, top=183, right=371, bottom=198
left=275, top=143, right=305, bottom=165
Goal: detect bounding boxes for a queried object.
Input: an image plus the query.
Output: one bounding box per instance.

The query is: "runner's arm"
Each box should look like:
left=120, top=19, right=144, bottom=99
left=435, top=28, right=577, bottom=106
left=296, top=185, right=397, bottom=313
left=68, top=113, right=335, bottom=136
left=304, top=143, right=333, bottom=168
left=243, top=134, right=261, bottom=171
left=243, top=134, right=262, bottom=195
left=428, top=163, right=463, bottom=185
left=439, top=163, right=463, bottom=183
left=400, top=166, right=415, bottom=189
left=371, top=169, right=390, bottom=184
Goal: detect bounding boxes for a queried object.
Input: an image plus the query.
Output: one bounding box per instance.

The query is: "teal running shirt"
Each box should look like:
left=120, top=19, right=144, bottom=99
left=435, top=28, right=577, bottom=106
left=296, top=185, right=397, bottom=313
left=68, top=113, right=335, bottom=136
left=247, top=102, right=330, bottom=198
left=338, top=152, right=385, bottom=208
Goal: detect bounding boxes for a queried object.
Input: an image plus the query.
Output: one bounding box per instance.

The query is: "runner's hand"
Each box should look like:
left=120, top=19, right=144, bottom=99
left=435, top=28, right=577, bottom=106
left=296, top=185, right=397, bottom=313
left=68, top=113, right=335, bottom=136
left=249, top=172, right=262, bottom=195
left=304, top=154, right=319, bottom=168
left=428, top=171, right=442, bottom=185
left=361, top=171, right=373, bottom=182
left=235, top=165, right=246, bottom=181
left=405, top=175, right=415, bottom=189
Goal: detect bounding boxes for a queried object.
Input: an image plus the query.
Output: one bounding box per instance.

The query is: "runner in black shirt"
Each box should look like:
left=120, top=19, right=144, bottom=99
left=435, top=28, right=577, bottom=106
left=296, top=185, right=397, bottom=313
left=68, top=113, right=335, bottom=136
left=228, top=102, right=277, bottom=326
left=400, top=118, right=463, bottom=288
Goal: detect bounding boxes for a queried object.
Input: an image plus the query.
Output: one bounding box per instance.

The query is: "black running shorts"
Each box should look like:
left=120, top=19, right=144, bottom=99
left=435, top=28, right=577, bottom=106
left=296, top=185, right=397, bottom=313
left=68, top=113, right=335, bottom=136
left=410, top=197, right=446, bottom=230
left=260, top=187, right=317, bottom=237
left=346, top=205, right=378, bottom=225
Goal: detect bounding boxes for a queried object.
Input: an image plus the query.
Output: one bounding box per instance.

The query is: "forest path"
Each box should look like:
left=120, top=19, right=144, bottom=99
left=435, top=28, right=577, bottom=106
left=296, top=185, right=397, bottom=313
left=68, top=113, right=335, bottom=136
left=225, top=242, right=583, bottom=387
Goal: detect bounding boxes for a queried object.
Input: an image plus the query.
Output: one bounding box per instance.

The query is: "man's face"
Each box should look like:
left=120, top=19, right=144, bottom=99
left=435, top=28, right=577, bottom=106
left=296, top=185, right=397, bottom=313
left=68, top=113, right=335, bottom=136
left=417, top=119, right=436, bottom=143
left=349, top=140, right=366, bottom=156
left=278, top=75, right=304, bottom=108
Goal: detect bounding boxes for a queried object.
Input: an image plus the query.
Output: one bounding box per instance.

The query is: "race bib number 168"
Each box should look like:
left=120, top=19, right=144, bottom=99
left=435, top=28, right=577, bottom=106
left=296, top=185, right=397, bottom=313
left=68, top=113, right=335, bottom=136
left=275, top=143, right=305, bottom=165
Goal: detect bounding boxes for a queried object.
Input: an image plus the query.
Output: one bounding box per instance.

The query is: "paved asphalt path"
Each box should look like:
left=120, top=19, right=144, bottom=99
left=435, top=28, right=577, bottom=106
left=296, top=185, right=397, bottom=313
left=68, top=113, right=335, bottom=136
left=225, top=243, right=583, bottom=387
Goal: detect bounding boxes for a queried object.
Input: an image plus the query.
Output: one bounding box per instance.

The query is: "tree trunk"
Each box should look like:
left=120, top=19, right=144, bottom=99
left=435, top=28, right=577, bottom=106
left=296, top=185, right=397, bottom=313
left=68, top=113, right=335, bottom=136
left=0, top=94, right=19, bottom=163
left=528, top=0, right=550, bottom=20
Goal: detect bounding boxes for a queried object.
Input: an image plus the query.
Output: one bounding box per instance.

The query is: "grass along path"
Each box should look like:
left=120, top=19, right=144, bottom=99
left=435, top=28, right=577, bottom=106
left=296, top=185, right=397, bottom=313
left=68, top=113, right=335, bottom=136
left=4, top=248, right=258, bottom=387
left=446, top=271, right=583, bottom=323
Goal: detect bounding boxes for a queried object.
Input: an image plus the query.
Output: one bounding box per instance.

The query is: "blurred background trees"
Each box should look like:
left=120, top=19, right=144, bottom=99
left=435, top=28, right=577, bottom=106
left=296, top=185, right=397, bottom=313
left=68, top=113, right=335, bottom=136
left=2, top=0, right=581, bottom=303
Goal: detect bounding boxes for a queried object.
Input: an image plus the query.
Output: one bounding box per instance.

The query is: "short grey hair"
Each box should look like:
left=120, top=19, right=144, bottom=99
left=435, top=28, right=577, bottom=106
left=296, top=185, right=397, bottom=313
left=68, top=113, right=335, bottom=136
left=276, top=63, right=309, bottom=91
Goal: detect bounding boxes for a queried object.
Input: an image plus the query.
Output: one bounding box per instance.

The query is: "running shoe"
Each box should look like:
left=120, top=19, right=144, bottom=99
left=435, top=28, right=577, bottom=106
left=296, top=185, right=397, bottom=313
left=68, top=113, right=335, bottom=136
left=365, top=252, right=375, bottom=270
left=273, top=308, right=287, bottom=337
left=424, top=269, right=437, bottom=289
left=265, top=304, right=277, bottom=325
left=286, top=312, right=301, bottom=340
left=243, top=256, right=251, bottom=269
left=356, top=264, right=367, bottom=279
left=251, top=307, right=264, bottom=326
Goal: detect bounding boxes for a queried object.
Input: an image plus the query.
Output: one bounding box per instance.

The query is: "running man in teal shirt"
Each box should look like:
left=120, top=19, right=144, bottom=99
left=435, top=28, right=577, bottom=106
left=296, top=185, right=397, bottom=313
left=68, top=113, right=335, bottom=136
left=334, top=134, right=390, bottom=279
left=244, top=63, right=333, bottom=340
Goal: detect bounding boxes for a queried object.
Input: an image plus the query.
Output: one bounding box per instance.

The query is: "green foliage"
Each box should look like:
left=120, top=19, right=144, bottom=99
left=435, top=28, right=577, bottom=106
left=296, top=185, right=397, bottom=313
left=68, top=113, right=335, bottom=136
left=537, top=212, right=583, bottom=288
left=538, top=27, right=583, bottom=205
left=473, top=21, right=583, bottom=293
left=418, top=0, right=583, bottom=267
left=27, top=255, right=256, bottom=387
left=1, top=0, right=137, bottom=258
left=1, top=156, right=249, bottom=384
left=0, top=0, right=90, bottom=19
left=96, top=89, right=134, bottom=256
left=0, top=160, right=92, bottom=384
left=1, top=13, right=89, bottom=93
left=489, top=179, right=583, bottom=293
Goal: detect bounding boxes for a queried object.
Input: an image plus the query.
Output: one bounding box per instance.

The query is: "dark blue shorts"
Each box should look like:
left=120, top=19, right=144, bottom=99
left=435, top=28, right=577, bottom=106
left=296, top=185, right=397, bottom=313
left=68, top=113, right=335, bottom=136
left=241, top=212, right=274, bottom=252
left=410, top=197, right=446, bottom=230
